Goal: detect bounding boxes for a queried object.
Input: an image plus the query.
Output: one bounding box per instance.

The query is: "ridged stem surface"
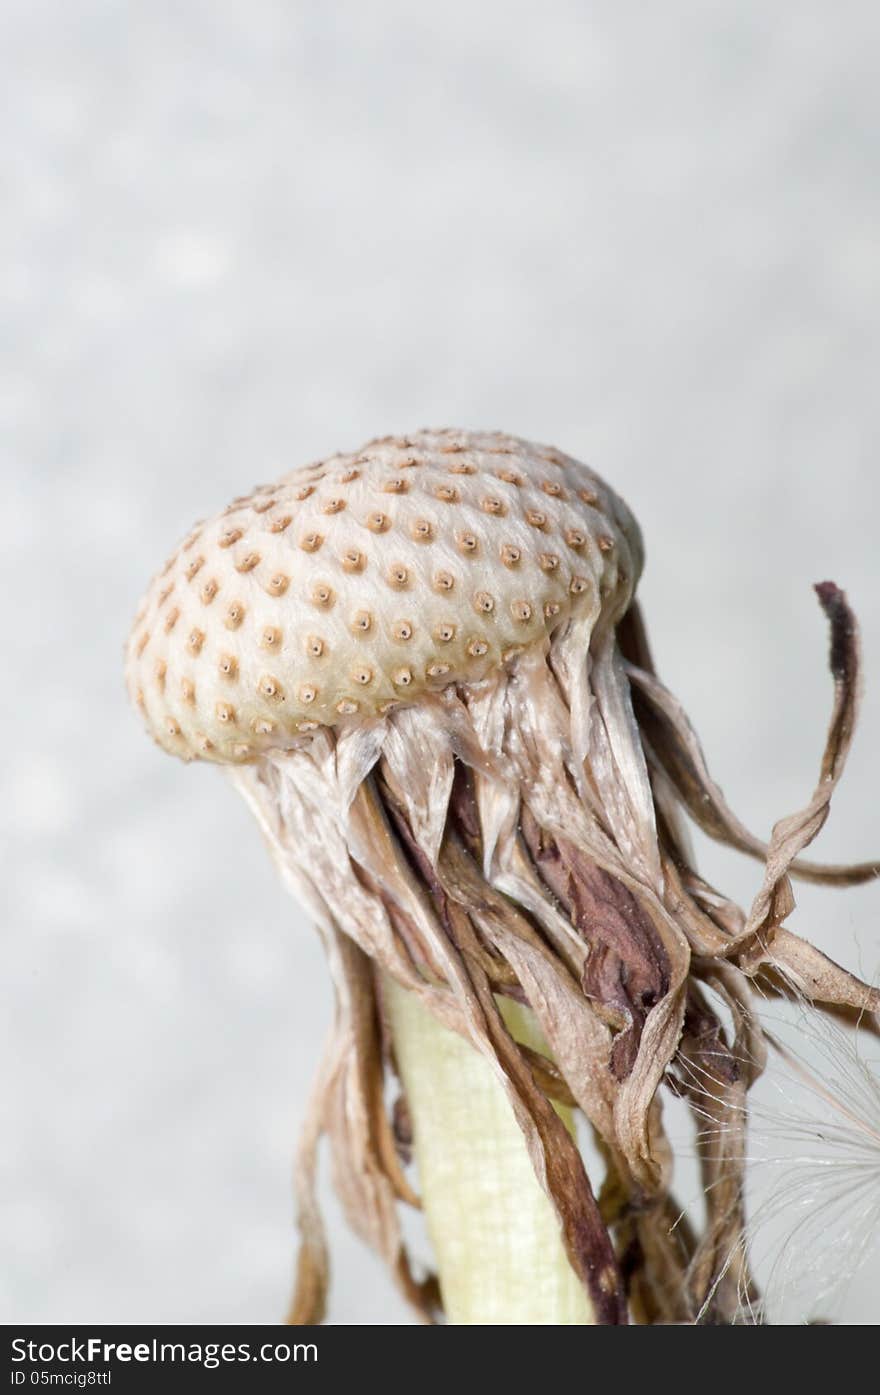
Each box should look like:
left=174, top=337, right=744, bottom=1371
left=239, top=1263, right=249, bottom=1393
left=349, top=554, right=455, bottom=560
left=386, top=978, right=594, bottom=1325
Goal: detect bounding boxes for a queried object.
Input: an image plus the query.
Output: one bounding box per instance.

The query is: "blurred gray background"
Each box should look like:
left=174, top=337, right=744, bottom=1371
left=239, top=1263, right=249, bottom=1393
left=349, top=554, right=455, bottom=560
left=3, top=0, right=879, bottom=1324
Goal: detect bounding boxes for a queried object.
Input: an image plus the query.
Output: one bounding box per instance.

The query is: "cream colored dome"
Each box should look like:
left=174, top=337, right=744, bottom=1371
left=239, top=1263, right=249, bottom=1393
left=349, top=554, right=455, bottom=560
left=125, top=428, right=643, bottom=762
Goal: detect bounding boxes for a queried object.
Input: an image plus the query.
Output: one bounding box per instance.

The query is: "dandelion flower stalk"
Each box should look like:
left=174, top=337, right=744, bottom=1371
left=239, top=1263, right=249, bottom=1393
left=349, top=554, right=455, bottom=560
left=387, top=981, right=593, bottom=1323
left=126, top=429, right=879, bottom=1324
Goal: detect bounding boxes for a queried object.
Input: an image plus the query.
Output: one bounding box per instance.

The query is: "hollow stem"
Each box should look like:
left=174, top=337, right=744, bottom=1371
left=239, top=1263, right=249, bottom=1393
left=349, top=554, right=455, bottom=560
left=385, top=977, right=594, bottom=1325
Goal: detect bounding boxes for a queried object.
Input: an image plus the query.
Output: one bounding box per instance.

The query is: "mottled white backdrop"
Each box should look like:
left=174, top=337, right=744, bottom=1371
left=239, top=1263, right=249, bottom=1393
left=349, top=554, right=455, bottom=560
left=3, top=1, right=879, bottom=1325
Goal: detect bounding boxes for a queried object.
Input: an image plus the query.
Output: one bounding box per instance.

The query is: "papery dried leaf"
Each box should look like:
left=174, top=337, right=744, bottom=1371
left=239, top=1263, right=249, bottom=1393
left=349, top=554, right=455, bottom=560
left=318, top=927, right=440, bottom=1322
left=287, top=1031, right=336, bottom=1326
left=733, top=586, right=877, bottom=975
left=675, top=970, right=762, bottom=1323
left=627, top=623, right=878, bottom=890
left=380, top=706, right=455, bottom=868
left=740, top=927, right=880, bottom=1017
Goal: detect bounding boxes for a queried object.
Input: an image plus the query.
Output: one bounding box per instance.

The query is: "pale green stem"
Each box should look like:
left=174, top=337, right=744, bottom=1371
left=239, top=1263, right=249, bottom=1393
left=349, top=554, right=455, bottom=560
left=386, top=978, right=594, bottom=1325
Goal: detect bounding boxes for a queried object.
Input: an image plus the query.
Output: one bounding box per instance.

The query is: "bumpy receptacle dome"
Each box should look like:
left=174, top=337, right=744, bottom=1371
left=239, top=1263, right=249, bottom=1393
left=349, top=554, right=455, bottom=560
left=125, top=428, right=643, bottom=762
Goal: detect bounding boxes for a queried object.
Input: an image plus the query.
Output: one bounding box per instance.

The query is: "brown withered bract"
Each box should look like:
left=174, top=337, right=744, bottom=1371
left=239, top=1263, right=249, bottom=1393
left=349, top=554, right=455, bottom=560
left=126, top=429, right=879, bottom=1325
